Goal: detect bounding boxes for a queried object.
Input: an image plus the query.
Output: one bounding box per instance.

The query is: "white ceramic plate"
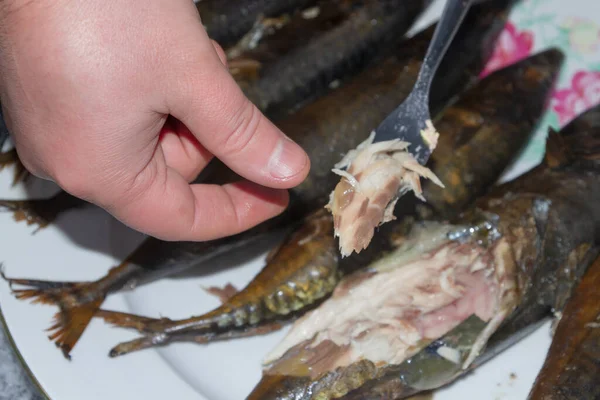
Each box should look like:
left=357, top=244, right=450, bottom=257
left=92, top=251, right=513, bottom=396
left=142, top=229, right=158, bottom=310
left=2, top=0, right=600, bottom=399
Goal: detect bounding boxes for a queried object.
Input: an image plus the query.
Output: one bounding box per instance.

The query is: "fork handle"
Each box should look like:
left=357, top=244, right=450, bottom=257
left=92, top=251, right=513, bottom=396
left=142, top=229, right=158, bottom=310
left=413, top=0, right=473, bottom=97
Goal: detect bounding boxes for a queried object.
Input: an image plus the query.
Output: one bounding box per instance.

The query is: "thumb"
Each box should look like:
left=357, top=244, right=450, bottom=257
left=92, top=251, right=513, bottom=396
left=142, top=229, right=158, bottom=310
left=166, top=31, right=310, bottom=190
left=106, top=30, right=310, bottom=241
left=104, top=147, right=291, bottom=242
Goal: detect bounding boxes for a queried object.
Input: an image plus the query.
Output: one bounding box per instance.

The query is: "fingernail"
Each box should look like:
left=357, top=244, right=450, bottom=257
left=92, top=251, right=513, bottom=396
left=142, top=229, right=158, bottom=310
left=268, top=137, right=308, bottom=180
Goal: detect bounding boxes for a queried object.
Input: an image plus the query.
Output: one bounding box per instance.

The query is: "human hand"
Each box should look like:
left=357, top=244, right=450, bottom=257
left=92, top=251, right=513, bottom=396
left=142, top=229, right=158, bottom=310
left=0, top=0, right=310, bottom=241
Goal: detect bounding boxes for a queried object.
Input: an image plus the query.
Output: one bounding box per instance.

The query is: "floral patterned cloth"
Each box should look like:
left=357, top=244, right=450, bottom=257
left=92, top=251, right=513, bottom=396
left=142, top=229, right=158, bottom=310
left=481, top=22, right=535, bottom=78
left=479, top=0, right=600, bottom=177
left=553, top=70, right=600, bottom=125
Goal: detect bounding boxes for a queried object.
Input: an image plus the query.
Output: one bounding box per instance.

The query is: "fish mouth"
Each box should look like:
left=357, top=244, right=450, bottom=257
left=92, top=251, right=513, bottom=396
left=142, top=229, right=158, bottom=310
left=249, top=221, right=519, bottom=399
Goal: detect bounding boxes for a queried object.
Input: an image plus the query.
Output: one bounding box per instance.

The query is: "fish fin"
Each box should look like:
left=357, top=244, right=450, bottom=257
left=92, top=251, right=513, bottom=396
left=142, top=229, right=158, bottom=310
left=202, top=283, right=239, bottom=304
left=229, top=58, right=262, bottom=82
left=96, top=310, right=172, bottom=333
left=1, top=270, right=105, bottom=360
left=543, top=127, right=570, bottom=168
left=0, top=191, right=85, bottom=232
left=546, top=104, right=600, bottom=169
left=0, top=149, right=30, bottom=186
left=0, top=149, right=17, bottom=171
left=264, top=233, right=290, bottom=264
left=107, top=321, right=284, bottom=357
left=0, top=198, right=53, bottom=232
left=98, top=308, right=215, bottom=335
left=47, top=298, right=103, bottom=360
left=11, top=155, right=31, bottom=186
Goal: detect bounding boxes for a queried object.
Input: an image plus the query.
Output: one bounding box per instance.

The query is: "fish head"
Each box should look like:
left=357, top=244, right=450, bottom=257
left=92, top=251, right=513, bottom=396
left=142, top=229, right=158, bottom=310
left=248, top=358, right=381, bottom=400
left=247, top=374, right=313, bottom=400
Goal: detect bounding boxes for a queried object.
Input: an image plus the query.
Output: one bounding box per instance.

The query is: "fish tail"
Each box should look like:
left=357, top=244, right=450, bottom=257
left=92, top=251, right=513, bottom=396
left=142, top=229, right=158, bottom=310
left=0, top=149, right=18, bottom=170
left=97, top=304, right=270, bottom=357
left=98, top=310, right=195, bottom=358
left=100, top=308, right=284, bottom=357
left=0, top=149, right=30, bottom=186
left=97, top=211, right=340, bottom=357
left=544, top=103, right=600, bottom=170
left=108, top=336, right=157, bottom=358
left=0, top=191, right=86, bottom=231
left=1, top=267, right=105, bottom=360
left=96, top=310, right=176, bottom=334
left=106, top=322, right=284, bottom=358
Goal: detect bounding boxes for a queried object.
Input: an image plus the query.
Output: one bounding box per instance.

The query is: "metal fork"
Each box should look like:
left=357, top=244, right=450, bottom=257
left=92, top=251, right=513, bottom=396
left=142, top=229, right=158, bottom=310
left=371, top=0, right=474, bottom=165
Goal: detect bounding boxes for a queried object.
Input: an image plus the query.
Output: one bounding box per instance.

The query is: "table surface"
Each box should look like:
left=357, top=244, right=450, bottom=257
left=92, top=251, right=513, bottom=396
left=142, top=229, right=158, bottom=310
left=0, top=321, right=44, bottom=400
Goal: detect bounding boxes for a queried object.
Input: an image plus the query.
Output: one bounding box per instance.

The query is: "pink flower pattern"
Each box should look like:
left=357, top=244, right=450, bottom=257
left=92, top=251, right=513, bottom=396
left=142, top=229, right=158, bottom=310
left=480, top=22, right=534, bottom=78
left=552, top=70, right=600, bottom=126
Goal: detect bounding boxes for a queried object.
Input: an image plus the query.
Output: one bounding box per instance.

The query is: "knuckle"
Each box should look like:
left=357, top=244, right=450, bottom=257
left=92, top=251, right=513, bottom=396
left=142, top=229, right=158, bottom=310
left=211, top=40, right=227, bottom=67
left=219, top=100, right=260, bottom=158
left=126, top=159, right=162, bottom=201
left=222, top=188, right=243, bottom=233
left=182, top=163, right=204, bottom=183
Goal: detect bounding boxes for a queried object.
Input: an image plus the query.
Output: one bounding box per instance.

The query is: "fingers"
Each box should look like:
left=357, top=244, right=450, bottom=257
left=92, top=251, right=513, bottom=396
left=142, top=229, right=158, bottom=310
left=158, top=40, right=226, bottom=184
left=167, top=31, right=310, bottom=191
left=107, top=152, right=289, bottom=241
left=158, top=116, right=213, bottom=182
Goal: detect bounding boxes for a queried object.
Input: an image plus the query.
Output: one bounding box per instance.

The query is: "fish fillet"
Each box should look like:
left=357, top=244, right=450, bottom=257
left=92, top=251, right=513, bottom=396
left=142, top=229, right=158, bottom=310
left=327, top=122, right=443, bottom=257
left=262, top=234, right=517, bottom=380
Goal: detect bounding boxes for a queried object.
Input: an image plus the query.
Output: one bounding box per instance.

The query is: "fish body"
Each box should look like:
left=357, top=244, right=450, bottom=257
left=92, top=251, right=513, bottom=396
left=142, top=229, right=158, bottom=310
left=197, top=0, right=318, bottom=48
left=326, top=37, right=568, bottom=256
left=235, top=0, right=428, bottom=118
left=522, top=104, right=600, bottom=400
left=247, top=101, right=600, bottom=400
left=328, top=45, right=562, bottom=256
left=3, top=0, right=515, bottom=359
left=528, top=255, right=600, bottom=400
left=226, top=1, right=358, bottom=67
